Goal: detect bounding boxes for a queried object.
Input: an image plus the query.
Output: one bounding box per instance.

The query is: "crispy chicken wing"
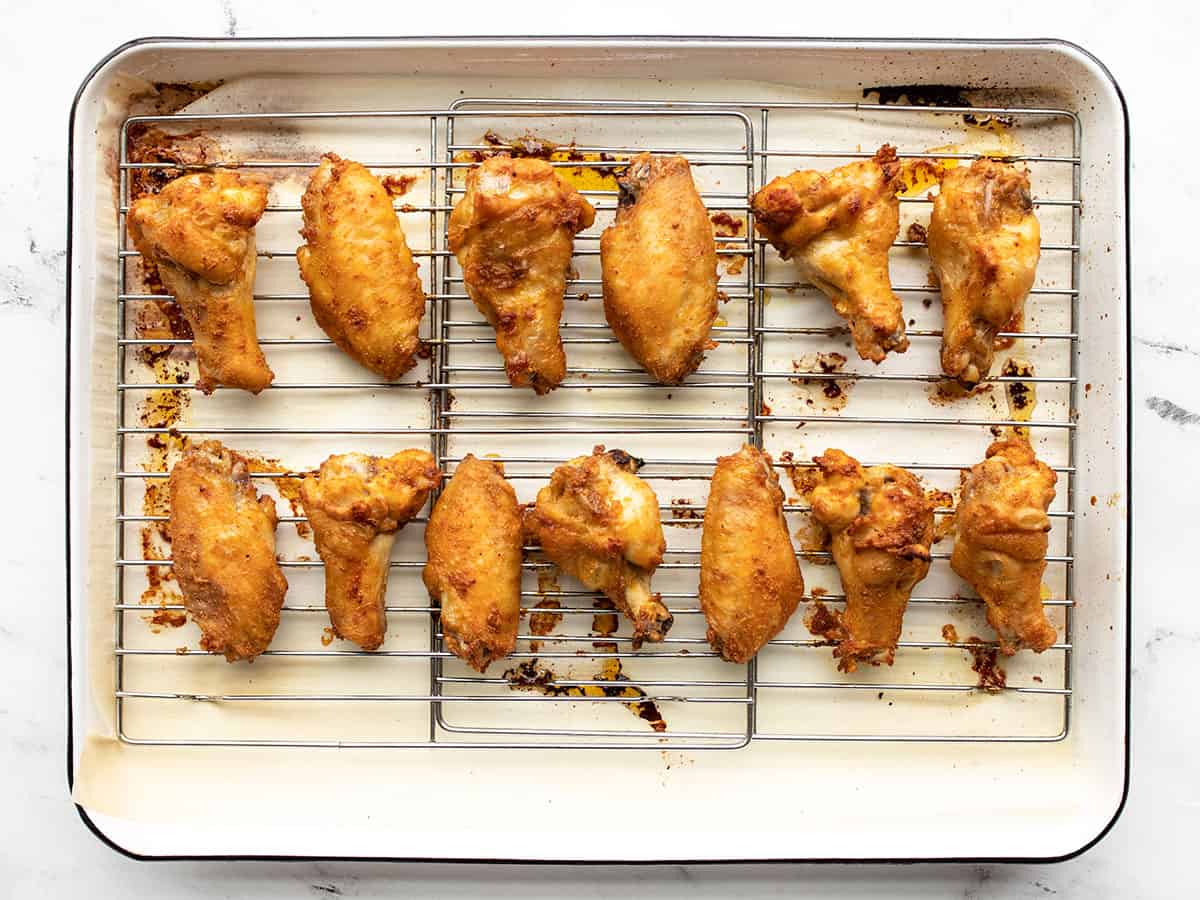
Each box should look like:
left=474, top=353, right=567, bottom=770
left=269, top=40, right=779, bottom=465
left=300, top=450, right=440, bottom=651
left=700, top=445, right=805, bottom=663
left=525, top=447, right=671, bottom=645
left=929, top=159, right=1041, bottom=387
left=297, top=154, right=427, bottom=379
left=168, top=441, right=288, bottom=661
left=752, top=146, right=907, bottom=363
left=127, top=171, right=273, bottom=393
left=808, top=449, right=934, bottom=672
left=599, top=154, right=719, bottom=384
left=448, top=157, right=595, bottom=393
left=423, top=455, right=523, bottom=672
left=951, top=437, right=1057, bottom=655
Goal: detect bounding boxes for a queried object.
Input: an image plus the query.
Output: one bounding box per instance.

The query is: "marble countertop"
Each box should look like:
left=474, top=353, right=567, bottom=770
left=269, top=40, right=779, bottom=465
left=2, top=2, right=1190, bottom=896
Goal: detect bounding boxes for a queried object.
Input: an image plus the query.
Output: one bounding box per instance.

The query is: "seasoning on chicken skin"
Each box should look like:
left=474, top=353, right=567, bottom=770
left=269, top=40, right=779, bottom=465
left=525, top=447, right=671, bottom=646
left=700, top=445, right=805, bottom=663
left=808, top=449, right=934, bottom=672
left=448, top=156, right=595, bottom=393
left=127, top=171, right=273, bottom=393
left=951, top=437, right=1057, bottom=655
left=300, top=450, right=440, bottom=651
left=599, top=154, right=719, bottom=384
left=752, top=145, right=907, bottom=363
left=168, top=441, right=288, bottom=661
left=423, top=455, right=522, bottom=672
left=929, top=159, right=1041, bottom=387
left=297, top=154, right=427, bottom=379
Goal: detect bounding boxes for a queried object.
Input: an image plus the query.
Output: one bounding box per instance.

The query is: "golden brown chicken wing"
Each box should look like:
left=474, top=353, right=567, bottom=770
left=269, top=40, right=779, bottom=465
left=168, top=440, right=288, bottom=661
left=297, top=154, right=427, bottom=379
left=423, top=455, right=523, bottom=672
left=700, top=445, right=805, bottom=663
left=929, top=159, right=1041, bottom=387
left=448, top=157, right=595, bottom=393
left=127, top=171, right=273, bottom=393
left=525, top=447, right=671, bottom=645
left=808, top=449, right=934, bottom=672
left=951, top=437, right=1057, bottom=655
left=300, top=450, right=440, bottom=651
left=599, top=154, right=718, bottom=384
left=752, top=146, right=907, bottom=363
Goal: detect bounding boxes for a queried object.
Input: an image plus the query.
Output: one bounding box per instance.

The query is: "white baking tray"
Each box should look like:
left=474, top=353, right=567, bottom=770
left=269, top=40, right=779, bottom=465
left=67, top=37, right=1129, bottom=862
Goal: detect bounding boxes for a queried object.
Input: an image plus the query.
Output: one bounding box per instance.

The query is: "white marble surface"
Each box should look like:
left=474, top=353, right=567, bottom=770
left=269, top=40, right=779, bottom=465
left=0, top=1, right=1191, bottom=896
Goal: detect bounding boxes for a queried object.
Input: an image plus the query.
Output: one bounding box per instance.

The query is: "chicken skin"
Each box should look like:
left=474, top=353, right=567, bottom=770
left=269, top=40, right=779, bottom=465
left=297, top=154, right=427, bottom=379
left=525, top=447, right=671, bottom=645
left=808, top=449, right=934, bottom=672
left=599, top=154, right=719, bottom=384
left=448, top=157, right=595, bottom=393
left=127, top=171, right=273, bottom=393
left=700, top=445, right=805, bottom=664
left=168, top=441, right=288, bottom=661
left=300, top=450, right=440, bottom=651
left=951, top=437, right=1057, bottom=655
left=752, top=145, right=907, bottom=363
left=423, top=455, right=523, bottom=672
left=929, top=159, right=1041, bottom=387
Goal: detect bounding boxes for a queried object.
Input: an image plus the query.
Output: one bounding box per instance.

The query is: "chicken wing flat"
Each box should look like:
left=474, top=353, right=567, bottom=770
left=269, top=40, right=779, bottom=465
left=423, top=455, right=523, bottom=672
left=525, top=447, right=671, bottom=645
left=448, top=157, right=595, bottom=393
left=599, top=154, right=719, bottom=384
left=951, top=437, right=1057, bottom=655
left=752, top=146, right=907, bottom=363
left=168, top=441, right=288, bottom=661
left=808, top=449, right=934, bottom=672
left=127, top=171, right=273, bottom=393
left=700, top=445, right=805, bottom=663
left=929, top=159, right=1041, bottom=387
left=298, top=154, right=427, bottom=379
left=300, top=450, right=440, bottom=651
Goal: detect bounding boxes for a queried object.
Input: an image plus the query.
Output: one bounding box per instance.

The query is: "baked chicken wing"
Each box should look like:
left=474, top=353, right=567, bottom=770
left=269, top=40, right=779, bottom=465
left=951, top=437, right=1057, bottom=654
left=448, top=157, right=595, bottom=393
left=525, top=447, right=671, bottom=645
left=423, top=455, right=523, bottom=672
left=300, top=450, right=440, bottom=651
left=752, top=145, right=907, bottom=363
left=599, top=154, right=718, bottom=384
left=808, top=449, right=934, bottom=672
left=127, top=171, right=273, bottom=393
left=168, top=441, right=287, bottom=661
left=700, top=445, right=805, bottom=663
left=929, top=159, right=1041, bottom=387
left=298, top=154, right=427, bottom=379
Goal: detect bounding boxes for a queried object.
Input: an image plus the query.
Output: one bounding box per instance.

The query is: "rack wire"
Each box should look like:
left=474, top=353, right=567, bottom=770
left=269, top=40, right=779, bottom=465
left=113, top=95, right=1080, bottom=749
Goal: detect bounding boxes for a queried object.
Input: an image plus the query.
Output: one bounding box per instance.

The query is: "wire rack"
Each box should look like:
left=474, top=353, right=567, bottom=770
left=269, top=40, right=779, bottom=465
left=113, top=95, right=1080, bottom=749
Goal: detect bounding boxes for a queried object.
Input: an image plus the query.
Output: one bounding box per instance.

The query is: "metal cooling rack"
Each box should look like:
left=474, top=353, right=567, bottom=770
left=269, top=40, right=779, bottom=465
left=112, top=96, right=1080, bottom=749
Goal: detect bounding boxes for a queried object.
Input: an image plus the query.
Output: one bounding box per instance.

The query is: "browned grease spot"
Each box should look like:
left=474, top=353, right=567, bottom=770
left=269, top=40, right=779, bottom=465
left=906, top=222, right=928, bottom=243
left=712, top=212, right=747, bottom=275
left=804, top=600, right=845, bottom=646
left=529, top=597, right=562, bottom=636
left=669, top=497, right=704, bottom=529
left=591, top=597, right=619, bottom=637
left=965, top=635, right=1007, bottom=692
left=791, top=352, right=851, bottom=410
left=760, top=401, right=773, bottom=417
left=1090, top=495, right=1098, bottom=507
left=504, top=654, right=667, bottom=732
left=942, top=623, right=959, bottom=643
left=241, top=455, right=311, bottom=539
left=382, top=174, right=418, bottom=197
left=321, top=627, right=336, bottom=647
left=454, top=131, right=625, bottom=192
left=147, top=606, right=187, bottom=631
left=927, top=380, right=993, bottom=405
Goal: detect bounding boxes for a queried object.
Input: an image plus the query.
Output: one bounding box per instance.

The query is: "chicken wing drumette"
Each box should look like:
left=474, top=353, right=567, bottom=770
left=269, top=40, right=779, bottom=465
left=423, top=455, right=523, bottom=672
left=298, top=154, right=427, bottom=379
left=127, top=171, right=273, bottom=393
left=300, top=450, right=440, bottom=651
left=525, top=447, right=671, bottom=645
left=929, top=159, right=1041, bottom=387
left=951, top=437, right=1057, bottom=654
left=808, top=449, right=934, bottom=672
left=700, top=445, right=805, bottom=663
left=448, top=157, right=595, bottom=393
left=168, top=441, right=288, bottom=661
left=752, top=145, right=907, bottom=363
left=599, top=154, right=719, bottom=384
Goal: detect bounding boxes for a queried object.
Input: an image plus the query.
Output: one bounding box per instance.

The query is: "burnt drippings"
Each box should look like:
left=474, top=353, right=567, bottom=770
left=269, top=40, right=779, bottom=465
left=381, top=174, right=418, bottom=197
left=906, top=222, right=928, bottom=244
left=590, top=597, right=619, bottom=637
left=504, top=653, right=668, bottom=733
left=529, top=597, right=563, bottom=637
left=242, top=455, right=312, bottom=539
left=668, top=498, right=703, bottom=529
left=790, top=352, right=851, bottom=410
left=965, top=636, right=1007, bottom=692
left=453, top=131, right=626, bottom=192
left=864, top=85, right=1016, bottom=130
left=942, top=623, right=959, bottom=643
